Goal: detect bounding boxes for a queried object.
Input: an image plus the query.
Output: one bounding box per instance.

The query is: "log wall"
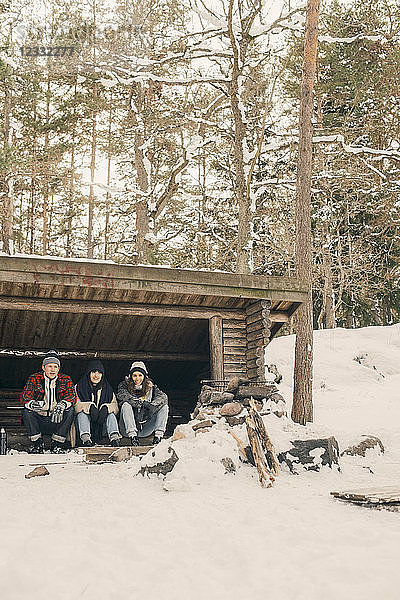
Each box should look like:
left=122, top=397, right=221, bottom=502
left=245, top=300, right=272, bottom=381
left=221, top=317, right=247, bottom=380
left=219, top=301, right=272, bottom=382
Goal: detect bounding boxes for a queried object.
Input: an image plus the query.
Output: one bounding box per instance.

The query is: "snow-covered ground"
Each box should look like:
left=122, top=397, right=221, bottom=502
left=1, top=325, right=399, bottom=600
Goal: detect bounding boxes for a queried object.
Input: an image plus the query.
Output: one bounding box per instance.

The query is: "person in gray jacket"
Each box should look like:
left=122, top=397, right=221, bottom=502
left=117, top=361, right=168, bottom=446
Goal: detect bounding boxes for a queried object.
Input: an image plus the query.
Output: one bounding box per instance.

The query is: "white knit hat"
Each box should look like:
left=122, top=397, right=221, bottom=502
left=129, top=361, right=148, bottom=376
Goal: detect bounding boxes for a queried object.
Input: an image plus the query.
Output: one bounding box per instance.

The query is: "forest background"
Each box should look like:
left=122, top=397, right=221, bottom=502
left=1, top=0, right=399, bottom=332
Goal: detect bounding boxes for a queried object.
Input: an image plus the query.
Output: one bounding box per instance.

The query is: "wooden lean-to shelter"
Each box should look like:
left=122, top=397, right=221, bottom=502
left=0, top=255, right=307, bottom=431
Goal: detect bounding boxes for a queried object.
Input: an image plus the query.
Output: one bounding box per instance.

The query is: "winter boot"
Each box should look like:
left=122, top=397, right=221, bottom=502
left=50, top=440, right=66, bottom=454
left=110, top=438, right=120, bottom=447
left=28, top=438, right=44, bottom=454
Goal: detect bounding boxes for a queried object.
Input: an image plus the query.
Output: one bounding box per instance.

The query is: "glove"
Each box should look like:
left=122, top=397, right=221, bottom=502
left=89, top=404, right=99, bottom=422
left=30, top=400, right=45, bottom=411
left=97, top=405, right=109, bottom=425
left=51, top=401, right=67, bottom=424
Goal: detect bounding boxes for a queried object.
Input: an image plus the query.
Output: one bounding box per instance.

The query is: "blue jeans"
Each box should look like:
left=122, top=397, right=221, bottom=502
left=75, top=411, right=120, bottom=441
left=119, top=402, right=168, bottom=438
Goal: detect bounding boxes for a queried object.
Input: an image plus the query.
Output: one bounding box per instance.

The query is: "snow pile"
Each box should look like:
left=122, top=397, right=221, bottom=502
left=267, top=324, right=400, bottom=449
left=1, top=325, right=400, bottom=600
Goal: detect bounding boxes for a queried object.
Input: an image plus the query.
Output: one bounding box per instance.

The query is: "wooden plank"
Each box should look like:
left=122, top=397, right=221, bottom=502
left=246, top=310, right=270, bottom=325
left=79, top=445, right=153, bottom=463
left=224, top=348, right=246, bottom=357
left=223, top=339, right=247, bottom=348
left=222, top=330, right=247, bottom=339
left=0, top=296, right=244, bottom=321
left=0, top=348, right=208, bottom=362
left=247, top=330, right=270, bottom=344
left=247, top=321, right=269, bottom=335
left=209, top=316, right=224, bottom=380
left=0, top=389, right=21, bottom=398
left=222, top=320, right=247, bottom=330
left=246, top=339, right=267, bottom=351
left=224, top=370, right=247, bottom=380
left=247, top=366, right=263, bottom=380
left=245, top=300, right=271, bottom=316
left=246, top=347, right=264, bottom=360
left=0, top=256, right=308, bottom=300
left=247, top=357, right=264, bottom=369
left=331, top=487, right=400, bottom=504
left=223, top=358, right=247, bottom=367
left=270, top=311, right=289, bottom=323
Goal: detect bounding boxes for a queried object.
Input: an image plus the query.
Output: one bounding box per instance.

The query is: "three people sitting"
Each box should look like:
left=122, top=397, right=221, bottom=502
left=20, top=352, right=169, bottom=453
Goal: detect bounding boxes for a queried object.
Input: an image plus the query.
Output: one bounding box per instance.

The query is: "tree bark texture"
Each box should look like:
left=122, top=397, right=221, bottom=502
left=42, top=78, right=51, bottom=255
left=227, top=0, right=250, bottom=274
left=87, top=82, right=97, bottom=259
left=1, top=83, right=14, bottom=254
left=128, top=83, right=150, bottom=263
left=292, top=0, right=321, bottom=425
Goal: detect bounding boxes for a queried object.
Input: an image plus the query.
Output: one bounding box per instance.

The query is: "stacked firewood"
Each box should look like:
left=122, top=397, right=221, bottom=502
left=192, top=376, right=287, bottom=427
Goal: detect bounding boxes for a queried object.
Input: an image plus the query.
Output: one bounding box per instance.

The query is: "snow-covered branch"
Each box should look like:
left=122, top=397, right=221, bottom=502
left=313, top=135, right=400, bottom=161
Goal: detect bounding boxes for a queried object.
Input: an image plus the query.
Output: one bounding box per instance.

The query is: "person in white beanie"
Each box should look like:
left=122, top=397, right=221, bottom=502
left=116, top=361, right=168, bottom=446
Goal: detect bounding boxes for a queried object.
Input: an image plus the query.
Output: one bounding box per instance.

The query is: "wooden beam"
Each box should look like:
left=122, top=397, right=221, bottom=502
left=0, top=255, right=309, bottom=302
left=0, top=296, right=244, bottom=321
left=0, top=348, right=209, bottom=362
left=269, top=311, right=289, bottom=323
left=209, top=316, right=224, bottom=380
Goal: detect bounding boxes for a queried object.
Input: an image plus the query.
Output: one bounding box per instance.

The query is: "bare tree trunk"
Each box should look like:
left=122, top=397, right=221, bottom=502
left=227, top=0, right=250, bottom=274
left=42, top=78, right=50, bottom=255
left=87, top=0, right=97, bottom=259
left=104, top=96, right=113, bottom=260
left=292, top=0, right=321, bottom=425
left=2, top=176, right=14, bottom=254
left=87, top=83, right=97, bottom=259
left=128, top=83, right=150, bottom=263
left=66, top=83, right=77, bottom=257
left=66, top=140, right=75, bottom=257
left=319, top=222, right=335, bottom=328
left=315, top=70, right=335, bottom=330
left=29, top=127, right=37, bottom=254
left=1, top=84, right=14, bottom=254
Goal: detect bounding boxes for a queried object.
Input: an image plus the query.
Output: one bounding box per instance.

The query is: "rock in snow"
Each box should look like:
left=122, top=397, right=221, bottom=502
left=25, top=465, right=50, bottom=479
left=139, top=446, right=179, bottom=477
left=341, top=435, right=384, bottom=457
left=278, top=437, right=340, bottom=474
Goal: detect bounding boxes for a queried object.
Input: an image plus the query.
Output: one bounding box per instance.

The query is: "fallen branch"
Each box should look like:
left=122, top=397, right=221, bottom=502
left=246, top=398, right=279, bottom=487
left=229, top=430, right=250, bottom=462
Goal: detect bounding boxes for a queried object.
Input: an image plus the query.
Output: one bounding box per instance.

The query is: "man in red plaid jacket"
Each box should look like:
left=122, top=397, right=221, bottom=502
left=20, top=350, right=76, bottom=453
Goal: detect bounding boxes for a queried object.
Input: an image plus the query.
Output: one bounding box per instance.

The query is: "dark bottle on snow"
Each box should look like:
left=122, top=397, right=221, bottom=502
left=0, top=427, right=7, bottom=455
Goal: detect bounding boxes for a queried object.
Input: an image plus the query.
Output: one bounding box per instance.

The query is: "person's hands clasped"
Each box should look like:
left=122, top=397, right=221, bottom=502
left=97, top=405, right=109, bottom=424
left=89, top=404, right=99, bottom=421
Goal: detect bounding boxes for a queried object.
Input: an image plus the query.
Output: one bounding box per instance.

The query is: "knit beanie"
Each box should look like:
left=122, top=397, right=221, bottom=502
left=87, top=359, right=105, bottom=374
left=42, top=349, right=61, bottom=368
left=129, top=361, right=148, bottom=377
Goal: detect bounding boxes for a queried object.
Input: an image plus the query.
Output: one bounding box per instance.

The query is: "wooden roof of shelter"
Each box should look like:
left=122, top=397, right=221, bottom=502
left=0, top=255, right=307, bottom=359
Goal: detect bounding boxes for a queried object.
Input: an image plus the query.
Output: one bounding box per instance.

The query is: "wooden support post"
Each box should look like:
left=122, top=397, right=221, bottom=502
left=209, top=316, right=224, bottom=380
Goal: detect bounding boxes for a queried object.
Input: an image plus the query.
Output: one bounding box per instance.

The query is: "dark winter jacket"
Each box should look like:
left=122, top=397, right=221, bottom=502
left=75, top=361, right=118, bottom=416
left=20, top=372, right=77, bottom=416
left=116, top=377, right=168, bottom=425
